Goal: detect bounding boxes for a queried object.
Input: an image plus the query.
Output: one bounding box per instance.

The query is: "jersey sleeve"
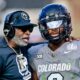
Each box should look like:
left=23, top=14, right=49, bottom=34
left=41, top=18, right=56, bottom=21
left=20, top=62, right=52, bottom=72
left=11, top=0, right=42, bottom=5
left=28, top=46, right=39, bottom=71
left=28, top=44, right=47, bottom=71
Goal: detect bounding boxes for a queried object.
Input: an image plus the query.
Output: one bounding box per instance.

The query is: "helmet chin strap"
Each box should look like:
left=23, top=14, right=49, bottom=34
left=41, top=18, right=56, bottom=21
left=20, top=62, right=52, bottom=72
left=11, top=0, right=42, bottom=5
left=12, top=35, right=28, bottom=47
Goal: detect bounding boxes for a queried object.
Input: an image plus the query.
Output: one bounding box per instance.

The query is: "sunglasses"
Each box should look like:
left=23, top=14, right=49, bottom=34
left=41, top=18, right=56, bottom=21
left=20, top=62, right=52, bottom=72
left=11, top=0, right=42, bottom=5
left=15, top=26, right=34, bottom=32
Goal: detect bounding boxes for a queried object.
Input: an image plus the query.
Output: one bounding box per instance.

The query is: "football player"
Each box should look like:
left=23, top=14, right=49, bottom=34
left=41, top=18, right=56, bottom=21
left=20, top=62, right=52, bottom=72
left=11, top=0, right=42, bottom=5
left=28, top=4, right=80, bottom=80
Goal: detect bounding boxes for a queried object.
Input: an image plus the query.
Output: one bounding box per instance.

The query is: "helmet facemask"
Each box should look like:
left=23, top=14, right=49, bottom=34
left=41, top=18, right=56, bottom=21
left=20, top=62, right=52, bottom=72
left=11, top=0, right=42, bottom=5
left=39, top=13, right=72, bottom=44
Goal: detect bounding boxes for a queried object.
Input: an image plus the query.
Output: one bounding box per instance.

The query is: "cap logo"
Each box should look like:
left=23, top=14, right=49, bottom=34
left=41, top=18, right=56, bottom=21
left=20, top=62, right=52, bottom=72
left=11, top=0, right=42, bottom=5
left=21, top=12, right=28, bottom=20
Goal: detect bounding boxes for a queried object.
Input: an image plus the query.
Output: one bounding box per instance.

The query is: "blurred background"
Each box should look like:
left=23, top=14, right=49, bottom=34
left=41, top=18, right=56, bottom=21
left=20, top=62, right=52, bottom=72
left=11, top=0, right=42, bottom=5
left=0, top=0, right=80, bottom=43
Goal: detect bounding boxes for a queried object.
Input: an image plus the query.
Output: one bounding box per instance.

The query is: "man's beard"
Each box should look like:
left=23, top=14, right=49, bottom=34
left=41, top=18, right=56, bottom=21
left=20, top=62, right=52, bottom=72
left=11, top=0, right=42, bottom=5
left=12, top=35, right=28, bottom=47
